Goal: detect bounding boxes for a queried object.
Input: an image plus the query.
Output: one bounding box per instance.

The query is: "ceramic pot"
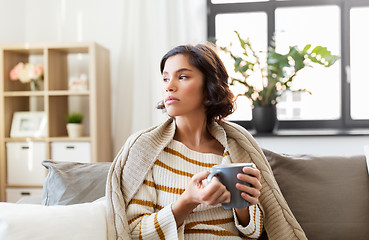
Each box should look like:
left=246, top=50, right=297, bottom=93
left=66, top=123, right=83, bottom=138
left=252, top=105, right=277, bottom=133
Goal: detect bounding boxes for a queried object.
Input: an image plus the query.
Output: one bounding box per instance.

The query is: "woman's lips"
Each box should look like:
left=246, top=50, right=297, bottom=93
left=165, top=96, right=180, bottom=104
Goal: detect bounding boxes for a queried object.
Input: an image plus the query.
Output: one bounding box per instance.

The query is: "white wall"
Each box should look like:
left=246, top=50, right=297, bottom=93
left=0, top=0, right=26, bottom=43
left=1, top=0, right=367, bottom=157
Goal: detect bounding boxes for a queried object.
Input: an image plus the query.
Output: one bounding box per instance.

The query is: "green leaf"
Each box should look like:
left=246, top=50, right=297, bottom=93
left=302, top=44, right=311, bottom=52
left=311, top=46, right=339, bottom=66
left=235, top=31, right=247, bottom=50
left=288, top=46, right=305, bottom=72
left=240, top=64, right=250, bottom=73
left=234, top=57, right=242, bottom=67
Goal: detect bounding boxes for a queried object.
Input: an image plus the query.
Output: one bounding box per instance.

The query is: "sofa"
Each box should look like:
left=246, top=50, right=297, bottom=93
left=0, top=149, right=368, bottom=240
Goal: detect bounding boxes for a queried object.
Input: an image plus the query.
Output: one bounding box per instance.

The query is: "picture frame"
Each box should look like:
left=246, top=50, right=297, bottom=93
left=10, top=111, right=47, bottom=138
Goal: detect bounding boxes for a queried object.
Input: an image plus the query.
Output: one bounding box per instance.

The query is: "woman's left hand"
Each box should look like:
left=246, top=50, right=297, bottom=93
left=236, top=165, right=262, bottom=206
left=234, top=165, right=262, bottom=226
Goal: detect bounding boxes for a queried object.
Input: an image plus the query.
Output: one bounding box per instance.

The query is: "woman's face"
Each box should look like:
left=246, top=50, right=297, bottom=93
left=162, top=54, right=205, bottom=118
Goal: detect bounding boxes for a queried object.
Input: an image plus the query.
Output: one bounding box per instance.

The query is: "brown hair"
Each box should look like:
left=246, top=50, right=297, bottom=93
left=157, top=43, right=234, bottom=123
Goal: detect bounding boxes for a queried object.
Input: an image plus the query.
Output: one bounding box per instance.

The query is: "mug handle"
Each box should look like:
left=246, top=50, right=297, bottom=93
left=206, top=169, right=222, bottom=184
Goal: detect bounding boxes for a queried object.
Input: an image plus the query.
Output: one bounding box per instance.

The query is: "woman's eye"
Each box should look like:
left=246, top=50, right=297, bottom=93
left=163, top=77, right=169, bottom=82
left=179, top=75, right=188, bottom=80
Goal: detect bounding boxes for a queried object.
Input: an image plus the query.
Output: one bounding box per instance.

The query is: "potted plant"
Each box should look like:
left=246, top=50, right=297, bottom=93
left=66, top=112, right=83, bottom=138
left=220, top=31, right=339, bottom=132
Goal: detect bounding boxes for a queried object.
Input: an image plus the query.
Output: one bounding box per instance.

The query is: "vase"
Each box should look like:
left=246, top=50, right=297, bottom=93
left=30, top=80, right=41, bottom=91
left=252, top=105, right=278, bottom=133
left=66, top=123, right=83, bottom=138
left=29, top=80, right=43, bottom=111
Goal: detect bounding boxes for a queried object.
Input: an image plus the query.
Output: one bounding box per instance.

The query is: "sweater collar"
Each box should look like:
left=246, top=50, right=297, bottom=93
left=207, top=121, right=230, bottom=153
left=123, top=118, right=176, bottom=202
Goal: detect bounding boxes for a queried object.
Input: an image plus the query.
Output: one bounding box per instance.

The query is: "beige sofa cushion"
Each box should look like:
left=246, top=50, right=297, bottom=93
left=263, top=149, right=369, bottom=240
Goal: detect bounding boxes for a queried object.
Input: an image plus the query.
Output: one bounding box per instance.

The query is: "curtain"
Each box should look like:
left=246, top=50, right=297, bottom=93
left=111, top=0, right=206, bottom=154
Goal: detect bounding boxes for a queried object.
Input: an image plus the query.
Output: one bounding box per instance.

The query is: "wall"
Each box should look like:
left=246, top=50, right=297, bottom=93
left=0, top=0, right=366, bottom=157
left=0, top=0, right=26, bottom=43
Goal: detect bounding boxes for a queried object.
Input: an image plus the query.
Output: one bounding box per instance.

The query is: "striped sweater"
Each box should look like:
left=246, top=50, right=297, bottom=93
left=106, top=118, right=307, bottom=240
left=126, top=139, right=263, bottom=239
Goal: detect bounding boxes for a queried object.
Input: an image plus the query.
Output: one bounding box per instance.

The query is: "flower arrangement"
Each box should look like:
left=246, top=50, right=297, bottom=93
left=9, top=62, right=44, bottom=84
left=220, top=31, right=339, bottom=107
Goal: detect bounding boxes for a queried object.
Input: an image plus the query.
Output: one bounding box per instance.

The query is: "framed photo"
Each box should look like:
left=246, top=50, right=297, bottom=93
left=10, top=111, right=47, bottom=138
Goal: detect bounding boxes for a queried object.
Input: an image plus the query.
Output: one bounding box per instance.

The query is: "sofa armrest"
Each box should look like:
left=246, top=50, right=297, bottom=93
left=0, top=197, right=107, bottom=240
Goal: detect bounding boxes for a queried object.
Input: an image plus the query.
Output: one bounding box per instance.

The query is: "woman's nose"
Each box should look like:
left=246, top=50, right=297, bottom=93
left=166, top=80, right=176, bottom=92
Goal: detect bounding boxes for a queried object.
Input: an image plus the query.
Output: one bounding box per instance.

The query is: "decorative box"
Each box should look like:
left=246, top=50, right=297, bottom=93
left=51, top=142, right=91, bottom=163
left=6, top=142, right=47, bottom=185
left=6, top=187, right=43, bottom=203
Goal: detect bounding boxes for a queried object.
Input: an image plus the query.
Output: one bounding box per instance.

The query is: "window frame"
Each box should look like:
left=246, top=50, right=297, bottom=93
left=207, top=0, right=369, bottom=130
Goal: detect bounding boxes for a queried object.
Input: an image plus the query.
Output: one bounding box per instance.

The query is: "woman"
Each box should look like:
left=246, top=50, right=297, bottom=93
left=106, top=43, right=307, bottom=240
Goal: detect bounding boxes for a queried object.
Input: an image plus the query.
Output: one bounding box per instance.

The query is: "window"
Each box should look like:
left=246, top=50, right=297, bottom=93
left=216, top=12, right=267, bottom=121
left=275, top=5, right=341, bottom=120
left=208, top=0, right=369, bottom=130
left=350, top=7, right=369, bottom=120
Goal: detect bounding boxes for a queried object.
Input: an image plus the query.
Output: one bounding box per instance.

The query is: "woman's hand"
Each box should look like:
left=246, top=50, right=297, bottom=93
left=234, top=165, right=262, bottom=226
left=171, top=170, right=231, bottom=227
left=236, top=165, right=262, bottom=205
left=186, top=170, right=231, bottom=206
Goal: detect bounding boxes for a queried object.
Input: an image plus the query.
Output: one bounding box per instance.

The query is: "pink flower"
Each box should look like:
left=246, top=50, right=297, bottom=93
left=9, top=62, right=44, bottom=83
left=29, top=64, right=44, bottom=80
left=9, top=62, right=24, bottom=81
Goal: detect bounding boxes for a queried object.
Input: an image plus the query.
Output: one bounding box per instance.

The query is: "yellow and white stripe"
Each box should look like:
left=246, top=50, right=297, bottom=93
left=127, top=139, right=263, bottom=239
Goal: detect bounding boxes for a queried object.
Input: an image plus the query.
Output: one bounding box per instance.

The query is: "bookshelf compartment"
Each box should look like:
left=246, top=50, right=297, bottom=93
left=4, top=96, right=45, bottom=138
left=3, top=49, right=44, bottom=92
left=48, top=48, right=89, bottom=91
left=48, top=95, right=90, bottom=138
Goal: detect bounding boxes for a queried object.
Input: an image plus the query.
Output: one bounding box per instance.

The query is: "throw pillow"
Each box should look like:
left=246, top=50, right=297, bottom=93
left=0, top=198, right=107, bottom=240
left=42, top=160, right=111, bottom=205
left=263, top=149, right=369, bottom=240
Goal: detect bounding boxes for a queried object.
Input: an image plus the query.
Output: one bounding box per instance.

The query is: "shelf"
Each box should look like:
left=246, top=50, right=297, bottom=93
left=5, top=137, right=47, bottom=142
left=4, top=137, right=91, bottom=142
left=4, top=91, right=45, bottom=97
left=0, top=42, right=112, bottom=202
left=4, top=90, right=90, bottom=97
left=2, top=47, right=44, bottom=55
left=48, top=90, right=90, bottom=96
left=48, top=136, right=91, bottom=142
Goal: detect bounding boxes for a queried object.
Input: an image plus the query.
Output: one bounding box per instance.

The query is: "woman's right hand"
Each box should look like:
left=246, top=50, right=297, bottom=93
left=184, top=170, right=231, bottom=206
left=171, top=170, right=231, bottom=227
